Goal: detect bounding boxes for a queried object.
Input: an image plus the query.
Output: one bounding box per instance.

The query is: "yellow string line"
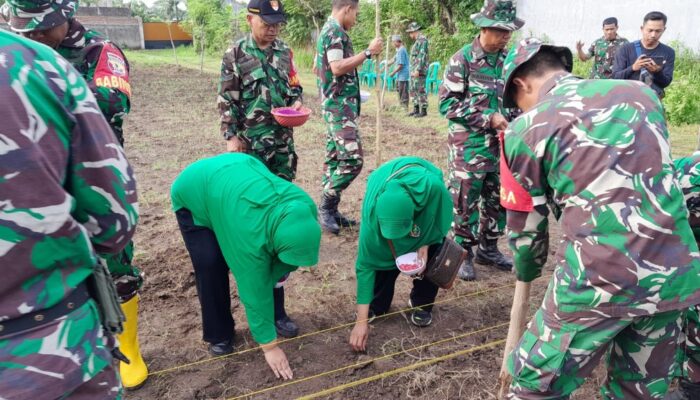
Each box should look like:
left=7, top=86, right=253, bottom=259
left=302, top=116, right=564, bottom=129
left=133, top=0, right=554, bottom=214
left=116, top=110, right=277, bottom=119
left=226, top=321, right=510, bottom=400
left=148, top=279, right=522, bottom=377
left=296, top=338, right=508, bottom=400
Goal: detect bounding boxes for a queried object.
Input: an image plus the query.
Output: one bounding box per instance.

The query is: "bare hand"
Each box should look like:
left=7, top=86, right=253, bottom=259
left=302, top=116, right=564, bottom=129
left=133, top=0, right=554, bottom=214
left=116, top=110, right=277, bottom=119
left=417, top=245, right=429, bottom=267
left=349, top=322, right=369, bottom=352
left=575, top=41, right=584, bottom=51
left=226, top=136, right=246, bottom=153
left=411, top=71, right=419, bottom=78
left=292, top=101, right=303, bottom=110
left=647, top=62, right=662, bottom=73
left=490, top=113, right=508, bottom=131
left=262, top=344, right=293, bottom=380
left=632, top=55, right=653, bottom=72
left=368, top=37, right=383, bottom=55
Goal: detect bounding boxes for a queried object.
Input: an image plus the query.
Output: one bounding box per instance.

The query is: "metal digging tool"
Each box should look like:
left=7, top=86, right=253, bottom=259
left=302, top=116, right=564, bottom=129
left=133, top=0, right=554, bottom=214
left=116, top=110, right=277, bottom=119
left=497, top=280, right=531, bottom=399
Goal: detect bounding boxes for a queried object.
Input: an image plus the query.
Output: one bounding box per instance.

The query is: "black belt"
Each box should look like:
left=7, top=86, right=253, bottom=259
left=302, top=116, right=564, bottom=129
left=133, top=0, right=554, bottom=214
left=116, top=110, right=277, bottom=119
left=0, top=282, right=91, bottom=338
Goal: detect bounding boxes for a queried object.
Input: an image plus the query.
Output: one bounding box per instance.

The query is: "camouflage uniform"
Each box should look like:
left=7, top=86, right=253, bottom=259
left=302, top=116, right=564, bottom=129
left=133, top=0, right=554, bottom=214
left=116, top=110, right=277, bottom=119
left=409, top=33, right=429, bottom=110
left=586, top=35, right=628, bottom=79
left=218, top=33, right=303, bottom=182
left=0, top=29, right=138, bottom=399
left=316, top=16, right=363, bottom=197
left=439, top=36, right=511, bottom=248
left=674, top=153, right=700, bottom=387
left=501, top=39, right=700, bottom=399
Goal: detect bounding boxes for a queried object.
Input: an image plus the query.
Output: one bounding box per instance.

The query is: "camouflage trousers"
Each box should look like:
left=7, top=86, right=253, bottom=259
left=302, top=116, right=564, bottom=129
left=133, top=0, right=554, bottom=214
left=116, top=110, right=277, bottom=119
left=243, top=129, right=298, bottom=182
left=680, top=305, right=700, bottom=383
left=508, top=306, right=684, bottom=399
left=0, top=301, right=122, bottom=399
left=322, top=121, right=363, bottom=196
left=447, top=168, right=504, bottom=247
left=410, top=76, right=427, bottom=108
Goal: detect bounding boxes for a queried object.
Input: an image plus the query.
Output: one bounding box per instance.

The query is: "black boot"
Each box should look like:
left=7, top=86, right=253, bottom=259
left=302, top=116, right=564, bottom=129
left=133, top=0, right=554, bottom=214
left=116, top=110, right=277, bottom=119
left=457, top=247, right=476, bottom=281
left=330, top=193, right=356, bottom=227
left=665, top=379, right=700, bottom=400
left=273, top=287, right=299, bottom=338
left=475, top=238, right=513, bottom=271
left=416, top=106, right=427, bottom=118
left=319, top=193, right=340, bottom=235
left=407, top=105, right=419, bottom=117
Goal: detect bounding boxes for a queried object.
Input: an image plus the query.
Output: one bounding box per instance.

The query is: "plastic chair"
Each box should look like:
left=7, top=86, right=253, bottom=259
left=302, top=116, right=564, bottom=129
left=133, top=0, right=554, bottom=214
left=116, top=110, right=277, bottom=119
left=364, top=59, right=377, bottom=88
left=426, top=62, right=442, bottom=94
left=358, top=59, right=372, bottom=86
left=379, top=60, right=396, bottom=90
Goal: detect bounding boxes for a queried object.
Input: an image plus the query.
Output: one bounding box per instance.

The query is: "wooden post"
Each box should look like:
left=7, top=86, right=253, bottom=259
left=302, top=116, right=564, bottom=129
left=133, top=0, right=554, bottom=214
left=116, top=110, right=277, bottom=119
left=497, top=280, right=532, bottom=399
left=380, top=36, right=390, bottom=109
left=374, top=0, right=382, bottom=167
left=166, top=22, right=179, bottom=67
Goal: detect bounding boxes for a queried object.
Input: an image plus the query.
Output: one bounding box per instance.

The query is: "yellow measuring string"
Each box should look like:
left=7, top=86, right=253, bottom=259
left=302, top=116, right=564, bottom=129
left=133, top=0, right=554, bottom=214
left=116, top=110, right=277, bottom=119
left=148, top=280, right=521, bottom=377
left=296, top=338, right=508, bottom=399
left=227, top=321, right=510, bottom=400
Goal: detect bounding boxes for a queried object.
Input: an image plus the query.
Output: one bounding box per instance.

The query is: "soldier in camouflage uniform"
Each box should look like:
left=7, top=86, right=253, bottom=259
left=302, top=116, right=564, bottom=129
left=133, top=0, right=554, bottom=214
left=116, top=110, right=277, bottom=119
left=438, top=0, right=523, bottom=281
left=406, top=22, right=428, bottom=117
left=500, top=37, right=700, bottom=399
left=315, top=0, right=382, bottom=235
left=576, top=17, right=628, bottom=79
left=666, top=152, right=700, bottom=400
left=0, top=29, right=137, bottom=399
left=2, top=0, right=147, bottom=389
left=218, top=0, right=303, bottom=182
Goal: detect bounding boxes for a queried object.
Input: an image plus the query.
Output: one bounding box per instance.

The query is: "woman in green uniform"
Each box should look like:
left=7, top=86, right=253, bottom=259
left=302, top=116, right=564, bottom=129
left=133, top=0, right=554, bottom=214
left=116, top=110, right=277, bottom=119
left=349, top=157, right=453, bottom=351
left=171, top=153, right=321, bottom=380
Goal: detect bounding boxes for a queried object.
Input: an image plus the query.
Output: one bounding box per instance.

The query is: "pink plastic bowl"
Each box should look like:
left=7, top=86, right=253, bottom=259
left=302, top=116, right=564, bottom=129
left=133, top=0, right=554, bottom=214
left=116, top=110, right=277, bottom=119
left=271, top=106, right=312, bottom=127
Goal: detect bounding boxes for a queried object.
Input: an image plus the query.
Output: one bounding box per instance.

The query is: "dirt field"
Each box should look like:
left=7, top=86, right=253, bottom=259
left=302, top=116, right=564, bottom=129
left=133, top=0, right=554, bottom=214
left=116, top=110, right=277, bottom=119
left=121, top=62, right=631, bottom=400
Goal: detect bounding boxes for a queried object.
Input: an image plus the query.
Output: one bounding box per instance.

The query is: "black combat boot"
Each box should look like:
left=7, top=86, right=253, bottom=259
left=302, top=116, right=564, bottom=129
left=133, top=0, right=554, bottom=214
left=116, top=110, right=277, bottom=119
left=457, top=247, right=476, bottom=281
left=416, top=106, right=427, bottom=118
left=664, top=379, right=700, bottom=400
left=407, top=105, right=419, bottom=117
left=319, top=193, right=340, bottom=234
left=475, top=238, right=513, bottom=271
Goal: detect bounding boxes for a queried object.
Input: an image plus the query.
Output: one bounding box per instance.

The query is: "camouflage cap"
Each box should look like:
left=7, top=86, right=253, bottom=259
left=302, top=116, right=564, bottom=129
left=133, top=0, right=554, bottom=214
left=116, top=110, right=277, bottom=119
left=502, top=37, right=573, bottom=108
left=405, top=22, right=421, bottom=33
left=470, top=0, right=524, bottom=31
left=3, top=0, right=77, bottom=32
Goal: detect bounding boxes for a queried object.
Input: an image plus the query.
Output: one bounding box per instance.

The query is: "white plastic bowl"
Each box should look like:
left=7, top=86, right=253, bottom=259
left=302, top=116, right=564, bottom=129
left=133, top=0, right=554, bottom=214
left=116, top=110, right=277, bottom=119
left=395, top=252, right=425, bottom=276
left=360, top=90, right=371, bottom=103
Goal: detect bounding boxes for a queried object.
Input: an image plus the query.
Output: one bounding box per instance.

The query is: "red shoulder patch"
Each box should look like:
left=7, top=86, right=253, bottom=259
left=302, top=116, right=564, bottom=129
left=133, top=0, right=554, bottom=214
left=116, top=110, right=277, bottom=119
left=94, top=43, right=131, bottom=98
left=499, top=131, right=534, bottom=212
left=288, top=49, right=300, bottom=87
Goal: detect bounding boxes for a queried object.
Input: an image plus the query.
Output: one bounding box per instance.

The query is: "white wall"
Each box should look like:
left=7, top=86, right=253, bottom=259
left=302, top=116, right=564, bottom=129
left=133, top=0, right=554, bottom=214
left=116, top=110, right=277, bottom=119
left=517, top=0, right=700, bottom=52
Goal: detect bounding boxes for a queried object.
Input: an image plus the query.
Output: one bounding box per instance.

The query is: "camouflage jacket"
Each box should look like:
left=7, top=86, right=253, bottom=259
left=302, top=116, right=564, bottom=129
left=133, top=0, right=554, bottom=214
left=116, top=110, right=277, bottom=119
left=439, top=36, right=513, bottom=171
left=57, top=19, right=131, bottom=143
left=218, top=34, right=302, bottom=141
left=675, top=152, right=700, bottom=242
left=0, top=30, right=138, bottom=397
left=316, top=16, right=360, bottom=123
left=587, top=35, right=628, bottom=79
left=503, top=72, right=700, bottom=318
left=409, top=33, right=429, bottom=76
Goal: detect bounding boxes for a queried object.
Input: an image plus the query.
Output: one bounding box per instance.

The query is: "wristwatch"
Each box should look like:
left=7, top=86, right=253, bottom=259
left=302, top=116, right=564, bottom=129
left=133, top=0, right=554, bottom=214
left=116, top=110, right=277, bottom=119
left=364, top=49, right=372, bottom=59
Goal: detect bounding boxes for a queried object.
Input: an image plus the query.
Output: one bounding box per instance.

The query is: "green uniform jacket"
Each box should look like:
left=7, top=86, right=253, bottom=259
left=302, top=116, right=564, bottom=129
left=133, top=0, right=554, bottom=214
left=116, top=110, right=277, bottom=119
left=409, top=34, right=429, bottom=76
left=355, top=157, right=452, bottom=304
left=171, top=154, right=317, bottom=344
left=675, top=152, right=700, bottom=242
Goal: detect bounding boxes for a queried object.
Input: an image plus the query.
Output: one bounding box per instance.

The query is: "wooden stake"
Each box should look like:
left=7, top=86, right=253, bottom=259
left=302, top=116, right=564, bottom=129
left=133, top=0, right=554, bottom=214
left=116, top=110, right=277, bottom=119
left=374, top=0, right=382, bottom=167
left=497, top=280, right=531, bottom=399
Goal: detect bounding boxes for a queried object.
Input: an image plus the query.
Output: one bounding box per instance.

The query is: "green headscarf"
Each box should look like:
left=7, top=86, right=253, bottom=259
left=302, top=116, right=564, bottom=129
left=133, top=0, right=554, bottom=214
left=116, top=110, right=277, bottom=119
left=273, top=200, right=322, bottom=266
left=376, top=181, right=415, bottom=240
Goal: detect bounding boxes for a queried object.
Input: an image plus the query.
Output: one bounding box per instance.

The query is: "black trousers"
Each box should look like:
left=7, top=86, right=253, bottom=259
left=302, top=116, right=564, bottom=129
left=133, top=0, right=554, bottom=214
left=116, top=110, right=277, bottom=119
left=175, top=208, right=287, bottom=344
left=397, top=80, right=409, bottom=107
left=370, top=242, right=441, bottom=315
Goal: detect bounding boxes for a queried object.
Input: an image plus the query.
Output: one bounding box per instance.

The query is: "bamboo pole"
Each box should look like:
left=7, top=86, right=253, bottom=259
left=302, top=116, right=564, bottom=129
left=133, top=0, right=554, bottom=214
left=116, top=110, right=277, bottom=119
left=497, top=280, right=532, bottom=399
left=380, top=36, right=390, bottom=109
left=374, top=0, right=382, bottom=167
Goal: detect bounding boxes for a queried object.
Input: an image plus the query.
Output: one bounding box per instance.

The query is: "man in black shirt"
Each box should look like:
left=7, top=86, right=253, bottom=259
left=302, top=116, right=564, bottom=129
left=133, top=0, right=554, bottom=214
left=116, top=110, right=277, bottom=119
left=612, top=11, right=675, bottom=98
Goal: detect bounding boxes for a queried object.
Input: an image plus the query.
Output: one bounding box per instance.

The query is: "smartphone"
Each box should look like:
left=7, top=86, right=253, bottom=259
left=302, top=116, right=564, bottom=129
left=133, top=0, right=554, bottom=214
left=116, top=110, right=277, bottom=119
left=642, top=55, right=666, bottom=65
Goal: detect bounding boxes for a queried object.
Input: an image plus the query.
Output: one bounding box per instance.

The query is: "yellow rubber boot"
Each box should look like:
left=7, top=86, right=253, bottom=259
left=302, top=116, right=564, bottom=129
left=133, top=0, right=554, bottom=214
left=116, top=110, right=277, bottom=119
left=117, top=295, right=148, bottom=389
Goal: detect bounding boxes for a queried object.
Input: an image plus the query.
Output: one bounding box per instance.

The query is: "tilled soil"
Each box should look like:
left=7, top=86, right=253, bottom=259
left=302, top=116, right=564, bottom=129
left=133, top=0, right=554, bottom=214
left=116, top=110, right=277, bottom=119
left=124, top=65, right=600, bottom=399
